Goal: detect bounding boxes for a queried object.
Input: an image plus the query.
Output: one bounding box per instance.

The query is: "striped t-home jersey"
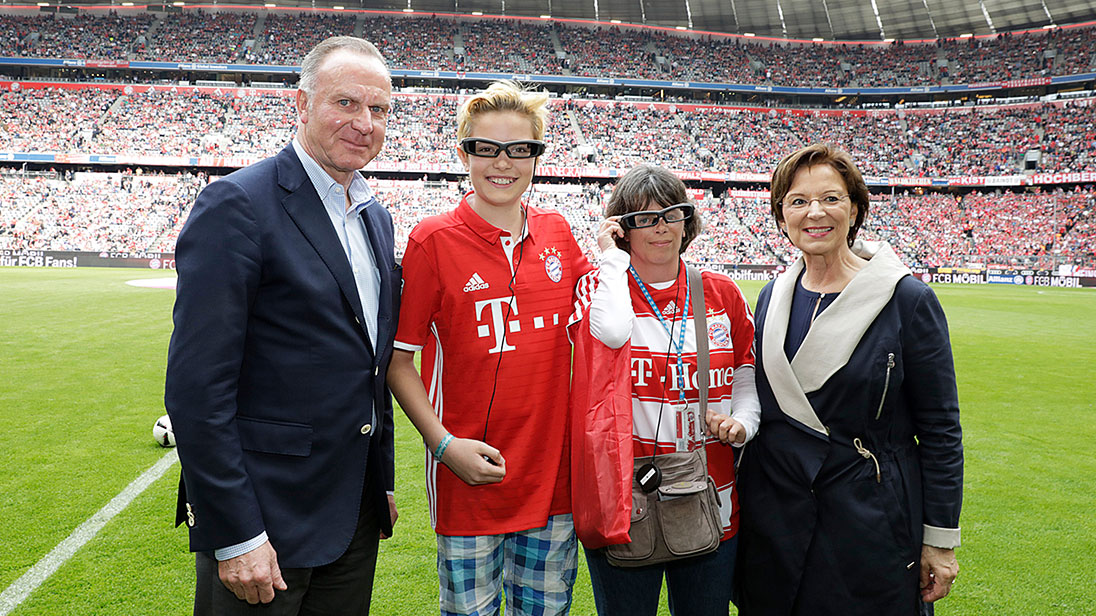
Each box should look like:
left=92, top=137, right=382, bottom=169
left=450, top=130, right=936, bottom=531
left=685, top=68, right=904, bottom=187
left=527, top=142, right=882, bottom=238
left=574, top=260, right=756, bottom=539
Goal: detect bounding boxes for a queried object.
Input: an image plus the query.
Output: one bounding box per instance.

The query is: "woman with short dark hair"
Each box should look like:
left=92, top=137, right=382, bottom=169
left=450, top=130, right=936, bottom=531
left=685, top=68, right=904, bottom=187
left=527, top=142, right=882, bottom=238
left=735, top=143, right=964, bottom=616
left=573, top=163, right=760, bottom=615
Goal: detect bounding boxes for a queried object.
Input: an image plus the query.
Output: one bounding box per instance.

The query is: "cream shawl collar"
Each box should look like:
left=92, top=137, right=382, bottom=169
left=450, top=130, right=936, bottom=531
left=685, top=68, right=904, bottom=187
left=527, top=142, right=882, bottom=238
left=761, top=241, right=910, bottom=436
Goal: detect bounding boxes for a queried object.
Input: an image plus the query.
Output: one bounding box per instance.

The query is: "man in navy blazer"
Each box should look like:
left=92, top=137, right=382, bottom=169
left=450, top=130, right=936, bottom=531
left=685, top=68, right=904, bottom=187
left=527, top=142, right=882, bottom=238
left=165, top=37, right=400, bottom=614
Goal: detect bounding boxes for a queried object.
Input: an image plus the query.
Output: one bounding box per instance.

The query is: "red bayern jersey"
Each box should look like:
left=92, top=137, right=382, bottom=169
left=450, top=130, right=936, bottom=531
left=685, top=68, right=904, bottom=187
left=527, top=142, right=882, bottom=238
left=575, top=260, right=755, bottom=539
left=395, top=193, right=592, bottom=536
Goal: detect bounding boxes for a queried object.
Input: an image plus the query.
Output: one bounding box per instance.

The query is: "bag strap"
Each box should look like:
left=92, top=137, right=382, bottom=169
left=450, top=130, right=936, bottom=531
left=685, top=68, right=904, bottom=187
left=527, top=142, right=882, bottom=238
left=687, top=265, right=708, bottom=411
left=688, top=265, right=746, bottom=473
left=687, top=265, right=709, bottom=459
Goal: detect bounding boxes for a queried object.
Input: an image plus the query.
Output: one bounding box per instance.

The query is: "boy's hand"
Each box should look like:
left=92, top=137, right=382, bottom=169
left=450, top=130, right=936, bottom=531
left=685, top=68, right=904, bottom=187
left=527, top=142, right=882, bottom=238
left=440, top=438, right=506, bottom=485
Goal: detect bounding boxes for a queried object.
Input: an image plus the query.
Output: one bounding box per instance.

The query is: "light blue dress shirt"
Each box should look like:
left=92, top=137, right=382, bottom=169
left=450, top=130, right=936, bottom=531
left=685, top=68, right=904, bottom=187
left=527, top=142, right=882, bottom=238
left=292, top=138, right=382, bottom=351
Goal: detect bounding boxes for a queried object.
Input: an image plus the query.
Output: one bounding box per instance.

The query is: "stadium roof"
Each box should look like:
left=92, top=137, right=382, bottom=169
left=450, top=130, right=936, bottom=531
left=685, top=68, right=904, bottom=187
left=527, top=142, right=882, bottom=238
left=45, top=0, right=1096, bottom=41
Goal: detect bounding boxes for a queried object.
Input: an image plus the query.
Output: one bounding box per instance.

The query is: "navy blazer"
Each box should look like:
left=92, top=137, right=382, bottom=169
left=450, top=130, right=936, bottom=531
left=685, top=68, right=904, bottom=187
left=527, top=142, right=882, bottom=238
left=737, top=266, right=963, bottom=616
left=165, top=143, right=400, bottom=568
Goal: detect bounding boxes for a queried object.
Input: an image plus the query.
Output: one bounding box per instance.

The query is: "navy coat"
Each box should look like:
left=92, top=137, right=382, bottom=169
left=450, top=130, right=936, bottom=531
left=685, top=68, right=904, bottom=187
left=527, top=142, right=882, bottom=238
left=165, top=143, right=400, bottom=568
left=736, top=245, right=963, bottom=616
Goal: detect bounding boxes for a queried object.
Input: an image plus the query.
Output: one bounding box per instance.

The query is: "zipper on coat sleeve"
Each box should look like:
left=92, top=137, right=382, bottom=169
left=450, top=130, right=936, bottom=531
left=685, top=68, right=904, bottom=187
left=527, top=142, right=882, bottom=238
left=875, top=352, right=895, bottom=420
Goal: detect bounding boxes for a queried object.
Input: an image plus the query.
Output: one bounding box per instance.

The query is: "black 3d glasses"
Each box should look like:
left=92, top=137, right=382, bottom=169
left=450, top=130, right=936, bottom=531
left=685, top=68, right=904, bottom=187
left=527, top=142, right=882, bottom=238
left=620, top=204, right=695, bottom=230
left=460, top=138, right=546, bottom=159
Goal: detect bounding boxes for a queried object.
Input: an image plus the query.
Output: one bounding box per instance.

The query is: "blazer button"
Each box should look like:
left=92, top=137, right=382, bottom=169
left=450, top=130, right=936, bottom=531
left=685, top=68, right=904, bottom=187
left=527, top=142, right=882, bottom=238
left=361, top=424, right=372, bottom=435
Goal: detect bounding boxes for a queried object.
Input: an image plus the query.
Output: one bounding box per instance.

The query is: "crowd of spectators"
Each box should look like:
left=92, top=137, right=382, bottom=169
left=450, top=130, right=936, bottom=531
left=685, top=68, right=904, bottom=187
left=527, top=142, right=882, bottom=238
left=372, top=95, right=460, bottom=166
left=903, top=106, right=1041, bottom=176
left=940, top=31, right=1052, bottom=84
left=1052, top=189, right=1096, bottom=265
left=3, top=170, right=1093, bottom=269
left=0, top=87, right=116, bottom=152
left=0, top=174, right=54, bottom=239
left=131, top=10, right=255, bottom=63
left=4, top=86, right=1096, bottom=178
left=665, top=107, right=911, bottom=176
left=866, top=192, right=956, bottom=265
left=1050, top=24, right=1096, bottom=76
left=0, top=14, right=45, bottom=57
left=656, top=35, right=759, bottom=85
left=0, top=171, right=203, bottom=252
left=568, top=102, right=696, bottom=169
left=556, top=23, right=664, bottom=80
left=832, top=188, right=1096, bottom=269
left=1036, top=101, right=1096, bottom=173
left=246, top=13, right=357, bottom=66
left=756, top=43, right=851, bottom=89
left=363, top=16, right=459, bottom=72
left=3, top=10, right=1096, bottom=269
left=687, top=195, right=781, bottom=265
left=0, top=12, right=153, bottom=60
left=5, top=10, right=1096, bottom=87
left=459, top=19, right=558, bottom=74
left=841, top=42, right=939, bottom=87
left=90, top=89, right=232, bottom=156
left=205, top=93, right=297, bottom=158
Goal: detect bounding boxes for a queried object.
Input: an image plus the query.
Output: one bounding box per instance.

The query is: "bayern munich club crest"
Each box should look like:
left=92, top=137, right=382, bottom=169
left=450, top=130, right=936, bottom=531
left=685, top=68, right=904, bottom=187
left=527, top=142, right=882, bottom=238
left=708, top=322, right=731, bottom=348
left=540, top=247, right=563, bottom=283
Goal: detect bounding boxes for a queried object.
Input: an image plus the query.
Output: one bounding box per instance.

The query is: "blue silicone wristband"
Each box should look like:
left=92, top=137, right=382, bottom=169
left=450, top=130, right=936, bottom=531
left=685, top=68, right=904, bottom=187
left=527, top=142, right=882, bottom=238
left=434, top=433, right=454, bottom=460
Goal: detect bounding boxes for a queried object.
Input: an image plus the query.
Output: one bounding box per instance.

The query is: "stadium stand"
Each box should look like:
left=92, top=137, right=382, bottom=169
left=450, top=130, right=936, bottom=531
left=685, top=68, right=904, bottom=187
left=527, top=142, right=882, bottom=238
left=247, top=12, right=357, bottom=66
left=3, top=85, right=1093, bottom=179
left=131, top=10, right=255, bottom=63
left=0, top=172, right=203, bottom=252
left=3, top=168, right=1093, bottom=270
left=460, top=19, right=558, bottom=74
left=0, top=11, right=154, bottom=60
left=365, top=16, right=460, bottom=72
left=2, top=11, right=1096, bottom=86
left=1037, top=102, right=1096, bottom=173
left=1, top=8, right=1095, bottom=269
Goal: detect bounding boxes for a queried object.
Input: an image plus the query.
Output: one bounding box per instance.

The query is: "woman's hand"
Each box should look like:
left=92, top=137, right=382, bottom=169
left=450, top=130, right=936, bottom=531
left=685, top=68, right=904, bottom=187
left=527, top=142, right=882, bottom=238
left=706, top=409, right=746, bottom=444
left=439, top=437, right=506, bottom=485
left=596, top=217, right=625, bottom=253
left=920, top=545, right=959, bottom=602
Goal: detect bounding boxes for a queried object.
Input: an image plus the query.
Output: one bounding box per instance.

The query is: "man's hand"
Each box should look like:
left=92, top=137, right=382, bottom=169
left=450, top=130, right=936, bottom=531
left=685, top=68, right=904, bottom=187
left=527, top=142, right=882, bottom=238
left=218, top=540, right=287, bottom=604
left=380, top=493, right=398, bottom=539
left=920, top=545, right=959, bottom=603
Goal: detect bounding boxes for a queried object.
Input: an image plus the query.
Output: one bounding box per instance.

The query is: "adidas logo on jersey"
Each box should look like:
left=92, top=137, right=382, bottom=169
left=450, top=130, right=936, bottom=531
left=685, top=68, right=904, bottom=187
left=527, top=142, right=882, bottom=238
left=662, top=300, right=678, bottom=316
left=463, top=273, right=489, bottom=292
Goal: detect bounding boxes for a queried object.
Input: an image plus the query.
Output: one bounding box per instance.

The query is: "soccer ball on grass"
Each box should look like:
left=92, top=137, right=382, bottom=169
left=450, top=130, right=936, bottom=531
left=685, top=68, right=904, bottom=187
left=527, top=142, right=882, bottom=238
left=153, top=414, right=176, bottom=447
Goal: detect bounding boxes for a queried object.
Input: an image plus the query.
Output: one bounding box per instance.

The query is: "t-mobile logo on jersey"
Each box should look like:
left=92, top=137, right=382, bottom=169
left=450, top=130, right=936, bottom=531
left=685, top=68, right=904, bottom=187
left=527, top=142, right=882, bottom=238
left=475, top=296, right=519, bottom=354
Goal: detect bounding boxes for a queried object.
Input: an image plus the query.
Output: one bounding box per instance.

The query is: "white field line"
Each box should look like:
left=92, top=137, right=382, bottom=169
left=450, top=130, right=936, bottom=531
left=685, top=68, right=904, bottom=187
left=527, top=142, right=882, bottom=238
left=0, top=450, right=179, bottom=615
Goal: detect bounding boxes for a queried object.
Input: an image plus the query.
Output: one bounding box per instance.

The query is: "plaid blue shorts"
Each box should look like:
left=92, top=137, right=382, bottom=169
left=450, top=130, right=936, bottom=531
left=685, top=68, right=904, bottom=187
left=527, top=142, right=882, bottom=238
left=437, top=514, right=578, bottom=616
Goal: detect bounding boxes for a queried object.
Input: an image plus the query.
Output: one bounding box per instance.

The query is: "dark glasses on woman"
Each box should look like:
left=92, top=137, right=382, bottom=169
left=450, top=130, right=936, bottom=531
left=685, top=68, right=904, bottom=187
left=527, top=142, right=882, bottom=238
left=620, top=204, right=695, bottom=230
left=460, top=138, right=546, bottom=159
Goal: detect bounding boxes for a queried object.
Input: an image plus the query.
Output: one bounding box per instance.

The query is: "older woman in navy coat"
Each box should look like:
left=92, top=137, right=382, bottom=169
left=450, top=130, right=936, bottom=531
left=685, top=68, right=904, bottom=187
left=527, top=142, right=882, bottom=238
left=735, top=144, right=963, bottom=616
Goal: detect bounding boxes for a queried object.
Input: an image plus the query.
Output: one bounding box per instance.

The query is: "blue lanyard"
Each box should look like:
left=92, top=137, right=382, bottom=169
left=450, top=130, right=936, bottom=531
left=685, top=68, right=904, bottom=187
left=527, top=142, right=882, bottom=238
left=628, top=265, right=689, bottom=401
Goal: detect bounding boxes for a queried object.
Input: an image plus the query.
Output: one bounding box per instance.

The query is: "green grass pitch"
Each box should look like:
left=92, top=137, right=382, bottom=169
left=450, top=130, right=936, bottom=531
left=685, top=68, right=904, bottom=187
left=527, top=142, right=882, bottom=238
left=1, top=267, right=1094, bottom=615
